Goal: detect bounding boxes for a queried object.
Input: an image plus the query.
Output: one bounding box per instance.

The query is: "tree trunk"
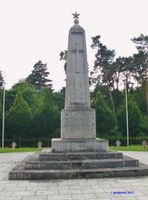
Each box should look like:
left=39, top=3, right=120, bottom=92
left=104, top=68, right=117, bottom=124
left=107, top=83, right=117, bottom=124
left=145, top=58, right=148, bottom=114
left=146, top=77, right=148, bottom=114
left=146, top=49, right=148, bottom=114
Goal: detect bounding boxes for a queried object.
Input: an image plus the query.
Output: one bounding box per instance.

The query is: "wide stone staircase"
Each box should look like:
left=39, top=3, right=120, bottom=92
left=9, top=150, right=148, bottom=180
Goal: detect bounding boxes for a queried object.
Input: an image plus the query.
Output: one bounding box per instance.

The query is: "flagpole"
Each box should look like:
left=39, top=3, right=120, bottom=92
left=125, top=77, right=129, bottom=146
left=2, top=72, right=6, bottom=148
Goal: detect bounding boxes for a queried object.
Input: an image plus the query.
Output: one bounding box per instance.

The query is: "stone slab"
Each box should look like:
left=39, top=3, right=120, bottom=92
left=9, top=164, right=148, bottom=180
left=39, top=151, right=123, bottom=161
left=51, top=138, right=108, bottom=152
left=24, top=157, right=139, bottom=170
left=61, top=109, right=96, bottom=139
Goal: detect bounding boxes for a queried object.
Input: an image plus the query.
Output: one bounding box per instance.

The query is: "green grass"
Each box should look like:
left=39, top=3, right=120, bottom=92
left=0, top=148, right=40, bottom=153
left=110, top=145, right=148, bottom=151
left=0, top=145, right=147, bottom=153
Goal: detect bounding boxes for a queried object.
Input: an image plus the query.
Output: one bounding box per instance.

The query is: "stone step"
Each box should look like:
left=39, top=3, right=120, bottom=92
left=24, top=157, right=139, bottom=170
left=9, top=164, right=148, bottom=180
left=39, top=151, right=123, bottom=161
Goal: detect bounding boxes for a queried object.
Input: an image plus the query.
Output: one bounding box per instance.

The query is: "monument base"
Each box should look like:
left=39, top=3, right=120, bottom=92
left=61, top=108, right=96, bottom=139
left=51, top=138, right=108, bottom=152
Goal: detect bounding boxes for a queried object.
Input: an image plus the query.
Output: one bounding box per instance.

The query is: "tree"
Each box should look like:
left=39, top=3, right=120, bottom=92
left=111, top=56, right=135, bottom=91
left=26, top=60, right=52, bottom=90
left=91, top=35, right=117, bottom=122
left=132, top=84, right=146, bottom=114
left=91, top=91, right=116, bottom=138
left=52, top=87, right=65, bottom=111
left=0, top=71, right=4, bottom=89
left=0, top=101, right=3, bottom=136
left=6, top=92, right=32, bottom=144
left=11, top=81, right=41, bottom=112
left=132, top=34, right=148, bottom=113
left=3, top=81, right=41, bottom=115
left=33, top=88, right=60, bottom=138
left=117, top=95, right=141, bottom=138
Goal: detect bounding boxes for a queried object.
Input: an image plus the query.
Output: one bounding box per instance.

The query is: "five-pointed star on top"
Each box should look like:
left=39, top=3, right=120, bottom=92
left=72, top=11, right=80, bottom=19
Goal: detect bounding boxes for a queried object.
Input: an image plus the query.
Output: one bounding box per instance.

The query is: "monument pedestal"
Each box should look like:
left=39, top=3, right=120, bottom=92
left=52, top=107, right=109, bottom=152
left=61, top=108, right=96, bottom=139
left=52, top=138, right=108, bottom=152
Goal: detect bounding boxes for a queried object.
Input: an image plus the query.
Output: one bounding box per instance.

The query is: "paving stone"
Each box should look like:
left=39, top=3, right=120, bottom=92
left=83, top=193, right=97, bottom=199
left=0, top=186, right=5, bottom=191
left=125, top=186, right=148, bottom=191
left=0, top=191, right=13, bottom=197
left=59, top=189, right=82, bottom=195
left=109, top=198, right=123, bottom=200
left=12, top=191, right=35, bottom=196
left=104, top=187, right=127, bottom=193
left=36, top=190, right=58, bottom=195
left=47, top=195, right=72, bottom=200
left=0, top=197, right=22, bottom=200
left=77, top=180, right=88, bottom=186
left=95, top=192, right=111, bottom=199
left=81, top=188, right=95, bottom=194
left=69, top=185, right=81, bottom=189
left=121, top=197, right=138, bottom=200
left=58, top=180, right=79, bottom=186
left=141, top=190, right=148, bottom=195
left=90, top=186, right=105, bottom=192
left=71, top=194, right=85, bottom=200
left=3, top=186, right=26, bottom=192
left=22, top=196, right=47, bottom=200
left=18, top=182, right=38, bottom=186
left=136, top=197, right=148, bottom=200
left=26, top=186, right=48, bottom=191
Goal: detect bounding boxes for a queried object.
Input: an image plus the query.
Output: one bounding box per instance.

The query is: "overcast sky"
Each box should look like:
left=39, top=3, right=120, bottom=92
left=0, top=0, right=148, bottom=90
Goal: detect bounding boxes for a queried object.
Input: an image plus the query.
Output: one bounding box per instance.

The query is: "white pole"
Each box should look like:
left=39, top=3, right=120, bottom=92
left=125, top=77, right=129, bottom=146
left=2, top=73, right=6, bottom=148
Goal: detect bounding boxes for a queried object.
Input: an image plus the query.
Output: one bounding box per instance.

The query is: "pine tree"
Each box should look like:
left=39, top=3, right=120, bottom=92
left=91, top=91, right=116, bottom=138
left=26, top=60, right=52, bottom=90
left=117, top=95, right=141, bottom=137
left=91, top=35, right=117, bottom=123
left=0, top=71, right=4, bottom=89
left=6, top=92, right=32, bottom=141
left=132, top=34, right=148, bottom=114
left=33, top=88, right=60, bottom=138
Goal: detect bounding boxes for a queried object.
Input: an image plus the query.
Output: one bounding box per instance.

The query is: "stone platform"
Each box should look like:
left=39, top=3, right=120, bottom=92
left=9, top=150, right=148, bottom=180
left=52, top=138, right=108, bottom=152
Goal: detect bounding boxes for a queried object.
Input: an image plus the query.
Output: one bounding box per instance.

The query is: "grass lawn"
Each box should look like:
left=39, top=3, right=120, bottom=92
left=110, top=145, right=147, bottom=151
left=0, top=148, right=40, bottom=153
left=0, top=145, right=147, bottom=153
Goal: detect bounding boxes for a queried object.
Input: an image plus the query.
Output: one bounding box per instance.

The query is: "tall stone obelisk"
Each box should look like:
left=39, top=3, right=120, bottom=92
left=52, top=12, right=108, bottom=152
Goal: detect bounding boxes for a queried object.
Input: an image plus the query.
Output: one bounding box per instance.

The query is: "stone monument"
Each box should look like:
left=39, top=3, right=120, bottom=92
left=9, top=13, right=148, bottom=180
left=52, top=12, right=108, bottom=152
